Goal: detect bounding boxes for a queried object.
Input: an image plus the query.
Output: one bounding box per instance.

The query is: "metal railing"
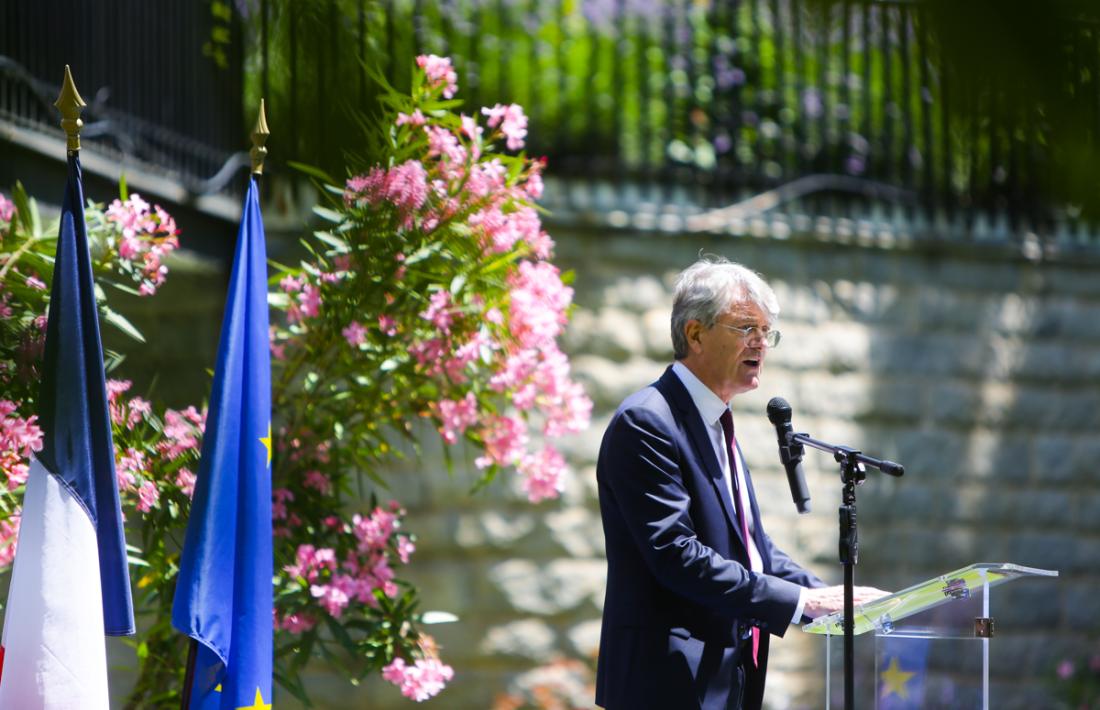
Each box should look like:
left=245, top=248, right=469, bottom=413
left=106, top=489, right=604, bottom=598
left=0, top=0, right=246, bottom=197
left=249, top=0, right=1100, bottom=246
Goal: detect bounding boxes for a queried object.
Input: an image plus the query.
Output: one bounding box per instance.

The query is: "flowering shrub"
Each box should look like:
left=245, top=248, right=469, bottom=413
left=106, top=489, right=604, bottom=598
left=265, top=53, right=591, bottom=700
left=1052, top=645, right=1100, bottom=709
left=2, top=55, right=590, bottom=706
left=0, top=183, right=181, bottom=562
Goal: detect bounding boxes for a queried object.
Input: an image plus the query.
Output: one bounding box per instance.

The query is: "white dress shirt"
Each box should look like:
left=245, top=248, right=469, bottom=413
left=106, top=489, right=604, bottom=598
left=671, top=361, right=807, bottom=625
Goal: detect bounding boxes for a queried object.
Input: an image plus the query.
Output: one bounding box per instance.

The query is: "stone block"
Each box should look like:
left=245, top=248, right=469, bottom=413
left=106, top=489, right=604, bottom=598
left=454, top=510, right=538, bottom=552
left=544, top=508, right=606, bottom=558
left=566, top=618, right=603, bottom=659
left=641, top=307, right=675, bottom=360
left=480, top=619, right=559, bottom=661
left=1033, top=435, right=1079, bottom=483
left=959, top=429, right=1030, bottom=482
left=891, top=430, right=968, bottom=480
left=1061, top=581, right=1100, bottom=632
left=600, top=273, right=671, bottom=313
left=570, top=354, right=660, bottom=410
left=488, top=558, right=606, bottom=616
left=913, top=288, right=992, bottom=333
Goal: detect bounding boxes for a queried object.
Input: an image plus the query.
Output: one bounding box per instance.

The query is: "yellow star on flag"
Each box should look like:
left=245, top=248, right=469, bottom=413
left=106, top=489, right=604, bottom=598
left=259, top=422, right=272, bottom=468
left=237, top=687, right=272, bottom=710
left=879, top=656, right=916, bottom=699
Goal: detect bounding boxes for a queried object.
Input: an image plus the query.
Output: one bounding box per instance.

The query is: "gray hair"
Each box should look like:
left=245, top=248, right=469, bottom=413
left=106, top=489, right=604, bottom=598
left=670, top=256, right=780, bottom=359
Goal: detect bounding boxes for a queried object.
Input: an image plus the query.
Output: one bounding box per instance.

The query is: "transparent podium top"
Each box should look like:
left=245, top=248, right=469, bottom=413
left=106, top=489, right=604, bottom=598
left=802, top=562, right=1058, bottom=636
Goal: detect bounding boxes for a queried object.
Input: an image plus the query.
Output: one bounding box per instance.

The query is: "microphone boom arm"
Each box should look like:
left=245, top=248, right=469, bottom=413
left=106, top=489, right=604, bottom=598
left=787, top=432, right=904, bottom=478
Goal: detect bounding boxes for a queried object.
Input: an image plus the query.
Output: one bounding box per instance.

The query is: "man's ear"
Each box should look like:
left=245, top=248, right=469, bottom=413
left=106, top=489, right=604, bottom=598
left=684, top=320, right=705, bottom=353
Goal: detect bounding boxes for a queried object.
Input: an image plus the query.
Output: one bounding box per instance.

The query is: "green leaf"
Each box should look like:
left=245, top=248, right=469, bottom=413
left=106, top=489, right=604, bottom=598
left=288, top=161, right=337, bottom=185
left=421, top=610, right=459, bottom=624
left=312, top=206, right=344, bottom=224
left=118, top=173, right=129, bottom=200
left=101, top=305, right=146, bottom=343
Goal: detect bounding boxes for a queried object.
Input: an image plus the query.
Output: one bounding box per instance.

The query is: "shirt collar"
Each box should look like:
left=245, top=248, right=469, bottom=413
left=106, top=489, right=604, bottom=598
left=671, top=361, right=730, bottom=426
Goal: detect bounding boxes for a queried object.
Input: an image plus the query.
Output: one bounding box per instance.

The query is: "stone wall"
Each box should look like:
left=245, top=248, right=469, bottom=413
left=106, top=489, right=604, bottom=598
left=319, top=225, right=1100, bottom=709
left=106, top=219, right=1100, bottom=708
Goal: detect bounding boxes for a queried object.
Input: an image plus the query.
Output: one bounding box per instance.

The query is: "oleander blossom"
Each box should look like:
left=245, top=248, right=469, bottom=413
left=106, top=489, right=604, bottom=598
left=482, top=103, right=528, bottom=151
left=103, top=193, right=179, bottom=296
left=382, top=657, right=455, bottom=702
left=415, top=54, right=459, bottom=99
left=0, top=193, right=15, bottom=224
left=0, top=399, right=43, bottom=492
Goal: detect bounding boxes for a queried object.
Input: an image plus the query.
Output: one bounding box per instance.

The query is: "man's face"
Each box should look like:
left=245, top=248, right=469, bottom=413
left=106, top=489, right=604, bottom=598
left=690, top=299, right=772, bottom=399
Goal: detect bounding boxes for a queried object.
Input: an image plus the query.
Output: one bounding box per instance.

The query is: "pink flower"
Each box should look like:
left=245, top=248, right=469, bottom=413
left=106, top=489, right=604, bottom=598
left=382, top=657, right=455, bottom=702
left=507, top=260, right=573, bottom=349
left=416, top=54, right=459, bottom=99
left=474, top=415, right=528, bottom=469
left=272, top=488, right=295, bottom=520
left=1057, top=659, right=1074, bottom=679
left=396, top=109, right=427, bottom=128
left=481, top=103, right=528, bottom=151
left=310, top=582, right=351, bottom=617
left=158, top=407, right=203, bottom=460
left=136, top=480, right=160, bottom=512
left=459, top=114, right=483, bottom=142
left=0, top=515, right=21, bottom=568
left=303, top=469, right=333, bottom=494
left=0, top=193, right=15, bottom=223
left=419, top=289, right=454, bottom=333
left=24, top=274, right=46, bottom=290
left=116, top=448, right=146, bottom=491
left=518, top=445, right=567, bottom=502
left=397, top=536, right=415, bottom=564
left=298, top=283, right=322, bottom=319
left=127, top=397, right=151, bottom=427
left=426, top=126, right=467, bottom=166
left=342, top=320, right=368, bottom=347
left=353, top=507, right=398, bottom=552
left=280, top=275, right=303, bottom=293
left=378, top=314, right=398, bottom=336
left=435, top=392, right=479, bottom=445
left=276, top=611, right=316, bottom=634
left=175, top=468, right=196, bottom=498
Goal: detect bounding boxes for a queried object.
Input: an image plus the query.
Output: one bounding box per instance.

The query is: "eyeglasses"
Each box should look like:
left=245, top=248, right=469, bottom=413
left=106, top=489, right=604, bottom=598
left=715, top=323, right=781, bottom=347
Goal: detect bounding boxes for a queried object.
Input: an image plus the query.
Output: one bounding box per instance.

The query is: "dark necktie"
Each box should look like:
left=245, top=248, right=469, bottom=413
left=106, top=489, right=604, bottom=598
left=719, top=408, right=760, bottom=667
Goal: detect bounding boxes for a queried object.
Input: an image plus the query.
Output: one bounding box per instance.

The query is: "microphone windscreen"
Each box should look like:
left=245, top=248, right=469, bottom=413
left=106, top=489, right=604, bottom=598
left=766, top=396, right=792, bottom=424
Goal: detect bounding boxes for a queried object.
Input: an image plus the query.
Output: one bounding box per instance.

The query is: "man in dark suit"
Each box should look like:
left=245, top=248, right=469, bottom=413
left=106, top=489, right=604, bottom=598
left=595, top=257, right=883, bottom=710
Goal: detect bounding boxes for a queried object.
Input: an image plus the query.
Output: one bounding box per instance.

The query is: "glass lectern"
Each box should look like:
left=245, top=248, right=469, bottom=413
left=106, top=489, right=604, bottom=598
left=802, top=563, right=1058, bottom=709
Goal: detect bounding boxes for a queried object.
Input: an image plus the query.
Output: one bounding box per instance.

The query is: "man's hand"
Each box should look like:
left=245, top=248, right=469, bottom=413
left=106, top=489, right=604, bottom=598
left=803, top=585, right=890, bottom=619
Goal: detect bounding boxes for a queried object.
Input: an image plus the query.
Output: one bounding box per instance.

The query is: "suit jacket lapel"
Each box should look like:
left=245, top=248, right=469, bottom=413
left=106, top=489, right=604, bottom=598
left=656, top=367, right=741, bottom=538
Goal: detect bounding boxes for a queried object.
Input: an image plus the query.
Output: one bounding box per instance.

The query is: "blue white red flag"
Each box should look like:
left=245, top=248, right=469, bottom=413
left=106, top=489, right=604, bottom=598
left=0, top=154, right=135, bottom=709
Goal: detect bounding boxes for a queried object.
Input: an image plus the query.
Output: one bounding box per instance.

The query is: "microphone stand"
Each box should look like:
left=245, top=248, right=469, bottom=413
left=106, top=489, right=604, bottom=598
left=787, top=432, right=903, bottom=710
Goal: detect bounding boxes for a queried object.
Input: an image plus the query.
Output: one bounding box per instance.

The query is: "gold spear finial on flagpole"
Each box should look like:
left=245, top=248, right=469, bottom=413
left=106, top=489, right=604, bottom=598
left=250, top=99, right=270, bottom=176
left=54, top=65, right=87, bottom=153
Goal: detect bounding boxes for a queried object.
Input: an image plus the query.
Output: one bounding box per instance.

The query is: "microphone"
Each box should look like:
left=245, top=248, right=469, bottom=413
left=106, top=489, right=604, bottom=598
left=766, top=397, right=811, bottom=514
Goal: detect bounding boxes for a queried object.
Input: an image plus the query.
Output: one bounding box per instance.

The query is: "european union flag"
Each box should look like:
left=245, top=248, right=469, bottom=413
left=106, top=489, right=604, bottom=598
left=877, top=635, right=930, bottom=709
left=172, top=175, right=272, bottom=710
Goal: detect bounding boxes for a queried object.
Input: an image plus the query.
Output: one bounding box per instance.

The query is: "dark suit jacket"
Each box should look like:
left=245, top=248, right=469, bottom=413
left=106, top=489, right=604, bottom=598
left=595, top=366, right=824, bottom=710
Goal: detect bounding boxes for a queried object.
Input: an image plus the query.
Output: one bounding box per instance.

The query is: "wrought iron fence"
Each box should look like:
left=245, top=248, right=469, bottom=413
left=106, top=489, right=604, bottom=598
left=0, top=0, right=246, bottom=197
left=249, top=0, right=1100, bottom=245
left=4, top=0, right=1100, bottom=248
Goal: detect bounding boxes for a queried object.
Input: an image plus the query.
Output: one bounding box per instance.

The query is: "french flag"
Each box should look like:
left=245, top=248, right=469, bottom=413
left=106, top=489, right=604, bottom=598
left=0, top=149, right=135, bottom=706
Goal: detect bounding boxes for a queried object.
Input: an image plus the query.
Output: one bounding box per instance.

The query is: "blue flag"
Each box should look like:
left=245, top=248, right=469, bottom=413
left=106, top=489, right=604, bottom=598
left=877, top=635, right=930, bottom=709
left=172, top=176, right=272, bottom=710
left=0, top=153, right=135, bottom=707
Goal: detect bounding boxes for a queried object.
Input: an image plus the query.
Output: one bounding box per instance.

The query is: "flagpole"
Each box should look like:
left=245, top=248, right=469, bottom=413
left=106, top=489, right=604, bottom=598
left=178, top=98, right=270, bottom=710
